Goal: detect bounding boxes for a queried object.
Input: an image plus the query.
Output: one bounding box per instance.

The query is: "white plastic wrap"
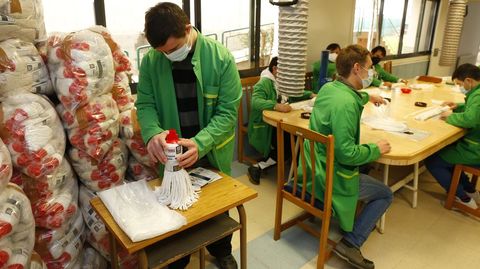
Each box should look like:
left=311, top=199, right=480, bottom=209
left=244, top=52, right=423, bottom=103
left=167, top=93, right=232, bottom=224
left=29, top=251, right=48, bottom=269
left=0, top=39, right=52, bottom=96
left=98, top=180, right=186, bottom=242
left=69, top=138, right=127, bottom=192
left=47, top=30, right=114, bottom=113
left=0, top=0, right=47, bottom=43
left=0, top=92, right=65, bottom=178
left=34, top=211, right=85, bottom=269
left=88, top=26, right=131, bottom=73
left=119, top=108, right=140, bottom=140
left=0, top=139, right=12, bottom=193
left=126, top=157, right=157, bottom=182
left=18, top=159, right=79, bottom=229
left=57, top=94, right=119, bottom=161
left=112, top=72, right=134, bottom=112
left=0, top=183, right=35, bottom=269
left=119, top=108, right=154, bottom=167
left=80, top=247, right=107, bottom=269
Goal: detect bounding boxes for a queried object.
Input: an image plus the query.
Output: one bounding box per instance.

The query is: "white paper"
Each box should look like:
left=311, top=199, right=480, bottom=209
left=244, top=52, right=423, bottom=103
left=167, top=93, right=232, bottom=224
left=189, top=167, right=222, bottom=188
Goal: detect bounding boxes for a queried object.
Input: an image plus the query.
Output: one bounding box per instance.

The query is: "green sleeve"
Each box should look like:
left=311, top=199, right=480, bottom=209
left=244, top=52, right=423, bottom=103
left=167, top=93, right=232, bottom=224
left=327, top=62, right=336, bottom=79
left=251, top=82, right=276, bottom=111
left=446, top=95, right=480, bottom=128
left=454, top=103, right=466, bottom=112
left=312, top=61, right=320, bottom=92
left=359, top=91, right=370, bottom=105
left=331, top=104, right=381, bottom=166
left=192, top=55, right=242, bottom=158
left=289, top=90, right=313, bottom=102
left=136, top=54, right=164, bottom=145
left=377, top=64, right=399, bottom=83
left=371, top=77, right=382, bottom=87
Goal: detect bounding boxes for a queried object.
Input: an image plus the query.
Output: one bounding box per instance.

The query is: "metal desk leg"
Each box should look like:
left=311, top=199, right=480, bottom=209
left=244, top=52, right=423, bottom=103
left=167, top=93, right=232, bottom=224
left=412, top=162, right=419, bottom=208
left=237, top=205, right=247, bottom=269
left=109, top=234, right=119, bottom=269
left=378, top=164, right=389, bottom=234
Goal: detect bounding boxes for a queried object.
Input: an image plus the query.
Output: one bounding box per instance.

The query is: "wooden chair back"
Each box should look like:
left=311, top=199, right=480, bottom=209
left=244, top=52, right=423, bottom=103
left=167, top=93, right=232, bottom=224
left=445, top=164, right=480, bottom=217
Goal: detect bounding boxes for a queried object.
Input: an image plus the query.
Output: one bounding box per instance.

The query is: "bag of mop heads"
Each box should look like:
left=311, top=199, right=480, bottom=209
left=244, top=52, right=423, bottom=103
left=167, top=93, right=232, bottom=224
left=0, top=92, right=65, bottom=179
left=0, top=183, right=35, bottom=269
left=0, top=139, right=12, bottom=193
left=0, top=38, right=53, bottom=96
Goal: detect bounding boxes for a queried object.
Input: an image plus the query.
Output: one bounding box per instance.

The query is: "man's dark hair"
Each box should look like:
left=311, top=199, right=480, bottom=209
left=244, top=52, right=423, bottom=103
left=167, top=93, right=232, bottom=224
left=336, top=45, right=370, bottom=78
left=452, top=63, right=480, bottom=81
left=144, top=2, right=190, bottom=48
left=269, top=56, right=278, bottom=72
left=371, top=45, right=387, bottom=57
left=326, top=43, right=341, bottom=52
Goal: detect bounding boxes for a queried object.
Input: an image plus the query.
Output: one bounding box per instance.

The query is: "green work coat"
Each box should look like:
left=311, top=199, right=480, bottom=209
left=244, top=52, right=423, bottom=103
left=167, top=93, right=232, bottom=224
left=371, top=63, right=399, bottom=87
left=135, top=31, right=242, bottom=175
left=439, top=84, right=480, bottom=165
left=248, top=75, right=313, bottom=158
left=298, top=80, right=381, bottom=231
left=312, top=60, right=336, bottom=92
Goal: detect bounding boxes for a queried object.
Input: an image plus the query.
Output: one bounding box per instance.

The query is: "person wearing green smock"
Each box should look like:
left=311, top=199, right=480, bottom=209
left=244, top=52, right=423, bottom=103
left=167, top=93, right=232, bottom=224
left=370, top=45, right=407, bottom=87
left=247, top=56, right=315, bottom=185
left=425, top=63, right=480, bottom=210
left=312, top=43, right=341, bottom=92
left=302, top=45, right=393, bottom=269
left=136, top=3, right=241, bottom=269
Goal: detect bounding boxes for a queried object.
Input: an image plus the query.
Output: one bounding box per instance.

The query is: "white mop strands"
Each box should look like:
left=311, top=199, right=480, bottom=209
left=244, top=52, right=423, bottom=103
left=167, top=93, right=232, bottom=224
left=155, top=130, right=198, bottom=210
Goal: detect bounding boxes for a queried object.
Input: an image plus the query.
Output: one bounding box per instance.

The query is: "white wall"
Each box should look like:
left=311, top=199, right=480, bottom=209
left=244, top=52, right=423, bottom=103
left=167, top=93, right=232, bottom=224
left=306, top=0, right=356, bottom=70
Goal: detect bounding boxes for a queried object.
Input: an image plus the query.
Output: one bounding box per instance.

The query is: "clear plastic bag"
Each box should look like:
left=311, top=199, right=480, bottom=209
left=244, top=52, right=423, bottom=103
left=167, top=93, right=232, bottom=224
left=0, top=92, right=65, bottom=178
left=29, top=250, right=48, bottom=269
left=112, top=72, right=134, bottom=112
left=0, top=38, right=52, bottom=96
left=0, top=139, right=12, bottom=193
left=47, top=30, right=114, bottom=113
left=80, top=246, right=107, bottom=269
left=57, top=94, right=119, bottom=161
left=0, top=0, right=47, bottom=44
left=0, top=183, right=35, bottom=269
left=126, top=157, right=157, bottom=182
left=69, top=139, right=127, bottom=192
left=88, top=26, right=131, bottom=73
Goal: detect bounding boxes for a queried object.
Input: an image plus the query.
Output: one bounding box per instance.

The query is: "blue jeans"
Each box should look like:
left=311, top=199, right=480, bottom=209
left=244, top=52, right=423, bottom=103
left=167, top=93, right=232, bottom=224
left=425, top=153, right=476, bottom=200
left=343, top=174, right=393, bottom=248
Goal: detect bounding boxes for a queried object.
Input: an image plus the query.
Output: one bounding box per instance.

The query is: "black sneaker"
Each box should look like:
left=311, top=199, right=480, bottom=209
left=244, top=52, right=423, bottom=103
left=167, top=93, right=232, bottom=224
left=247, top=165, right=261, bottom=185
left=333, top=239, right=375, bottom=269
left=216, top=254, right=238, bottom=269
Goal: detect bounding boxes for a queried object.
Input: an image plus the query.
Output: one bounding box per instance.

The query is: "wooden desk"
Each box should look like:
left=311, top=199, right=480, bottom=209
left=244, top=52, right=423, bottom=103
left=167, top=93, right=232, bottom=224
left=91, top=176, right=258, bottom=269
left=264, top=82, right=466, bottom=231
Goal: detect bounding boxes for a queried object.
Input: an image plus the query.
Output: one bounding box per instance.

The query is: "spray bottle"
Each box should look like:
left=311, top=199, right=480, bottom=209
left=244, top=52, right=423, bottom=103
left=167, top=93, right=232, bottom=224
left=164, top=129, right=182, bottom=172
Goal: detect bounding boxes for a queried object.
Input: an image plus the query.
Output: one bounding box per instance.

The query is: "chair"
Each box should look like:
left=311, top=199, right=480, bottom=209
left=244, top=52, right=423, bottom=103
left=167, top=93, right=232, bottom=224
left=305, top=71, right=314, bottom=91
left=444, top=165, right=480, bottom=217
left=237, top=76, right=261, bottom=164
left=273, top=121, right=335, bottom=269
left=383, top=60, right=392, bottom=73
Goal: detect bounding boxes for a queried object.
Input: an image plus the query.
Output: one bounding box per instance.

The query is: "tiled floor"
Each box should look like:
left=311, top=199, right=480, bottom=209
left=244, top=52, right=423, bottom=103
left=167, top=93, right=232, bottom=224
left=186, top=161, right=480, bottom=269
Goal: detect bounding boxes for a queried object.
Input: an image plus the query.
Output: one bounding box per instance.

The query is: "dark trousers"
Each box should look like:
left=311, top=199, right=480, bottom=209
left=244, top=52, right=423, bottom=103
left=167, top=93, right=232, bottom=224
left=167, top=212, right=233, bottom=269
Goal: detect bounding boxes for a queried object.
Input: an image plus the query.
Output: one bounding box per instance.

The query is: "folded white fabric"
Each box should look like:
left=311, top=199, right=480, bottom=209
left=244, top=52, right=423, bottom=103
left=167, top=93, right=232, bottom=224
left=414, top=106, right=450, bottom=121
left=362, top=117, right=408, bottom=132
left=98, top=180, right=186, bottom=242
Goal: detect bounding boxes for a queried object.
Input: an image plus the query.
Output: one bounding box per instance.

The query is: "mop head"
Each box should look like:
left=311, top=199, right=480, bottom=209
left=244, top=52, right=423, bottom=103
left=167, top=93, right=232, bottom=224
left=155, top=168, right=199, bottom=210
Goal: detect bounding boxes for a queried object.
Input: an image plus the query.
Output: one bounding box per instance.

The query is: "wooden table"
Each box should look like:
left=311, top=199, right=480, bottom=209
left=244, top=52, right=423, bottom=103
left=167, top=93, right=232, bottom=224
left=264, top=82, right=466, bottom=232
left=91, top=175, right=258, bottom=269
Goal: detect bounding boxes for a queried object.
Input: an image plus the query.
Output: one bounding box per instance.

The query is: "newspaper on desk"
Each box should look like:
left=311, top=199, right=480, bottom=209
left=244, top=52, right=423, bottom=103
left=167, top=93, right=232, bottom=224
left=98, top=180, right=186, bottom=242
left=189, top=167, right=222, bottom=188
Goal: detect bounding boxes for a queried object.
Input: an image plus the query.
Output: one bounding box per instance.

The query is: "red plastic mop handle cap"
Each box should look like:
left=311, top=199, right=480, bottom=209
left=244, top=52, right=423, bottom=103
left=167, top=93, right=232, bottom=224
left=166, top=129, right=179, bottom=144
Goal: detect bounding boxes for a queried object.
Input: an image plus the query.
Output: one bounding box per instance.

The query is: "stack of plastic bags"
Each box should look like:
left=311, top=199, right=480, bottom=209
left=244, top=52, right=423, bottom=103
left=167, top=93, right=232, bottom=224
left=0, top=181, right=36, bottom=269
left=0, top=0, right=47, bottom=45
left=0, top=39, right=52, bottom=96
left=0, top=92, right=65, bottom=179
left=29, top=251, right=48, bottom=269
left=0, top=140, right=12, bottom=192
left=80, top=247, right=107, bottom=269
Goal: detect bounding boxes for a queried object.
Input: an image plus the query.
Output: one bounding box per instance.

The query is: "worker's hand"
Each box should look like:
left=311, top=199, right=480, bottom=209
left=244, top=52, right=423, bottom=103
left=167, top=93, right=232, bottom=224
left=310, top=93, right=317, bottom=98
left=177, top=138, right=199, bottom=168
left=442, top=101, right=457, bottom=110
left=146, top=131, right=169, bottom=164
left=369, top=94, right=387, bottom=106
left=274, top=103, right=292, bottom=113
left=399, top=79, right=408, bottom=84
left=383, top=82, right=392, bottom=88
left=440, top=110, right=453, bottom=120
left=376, top=139, right=391, bottom=154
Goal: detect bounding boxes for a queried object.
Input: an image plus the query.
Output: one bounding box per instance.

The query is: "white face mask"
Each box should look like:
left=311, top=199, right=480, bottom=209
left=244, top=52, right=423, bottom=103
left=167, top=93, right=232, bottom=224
left=328, top=53, right=338, bottom=62
left=459, top=85, right=468, bottom=94
left=359, top=67, right=374, bottom=89
left=164, top=30, right=192, bottom=62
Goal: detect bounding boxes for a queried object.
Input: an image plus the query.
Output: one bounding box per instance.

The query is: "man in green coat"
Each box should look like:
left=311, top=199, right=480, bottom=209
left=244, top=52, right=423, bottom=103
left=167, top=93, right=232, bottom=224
left=312, top=43, right=341, bottom=92
left=247, top=57, right=315, bottom=184
left=369, top=45, right=407, bottom=87
left=425, top=63, right=480, bottom=210
left=302, top=45, right=393, bottom=269
left=136, top=3, right=241, bottom=269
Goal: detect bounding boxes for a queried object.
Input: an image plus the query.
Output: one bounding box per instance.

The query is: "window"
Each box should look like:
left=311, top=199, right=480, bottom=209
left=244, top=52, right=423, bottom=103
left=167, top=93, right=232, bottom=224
left=43, top=0, right=95, bottom=33
left=353, top=0, right=439, bottom=58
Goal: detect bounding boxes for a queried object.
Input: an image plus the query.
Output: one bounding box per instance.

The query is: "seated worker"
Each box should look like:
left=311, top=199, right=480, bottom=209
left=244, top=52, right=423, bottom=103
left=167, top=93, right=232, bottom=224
left=425, top=63, right=480, bottom=209
left=301, top=45, right=393, bottom=269
left=312, top=43, right=341, bottom=92
left=370, top=45, right=407, bottom=87
left=247, top=56, right=315, bottom=185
